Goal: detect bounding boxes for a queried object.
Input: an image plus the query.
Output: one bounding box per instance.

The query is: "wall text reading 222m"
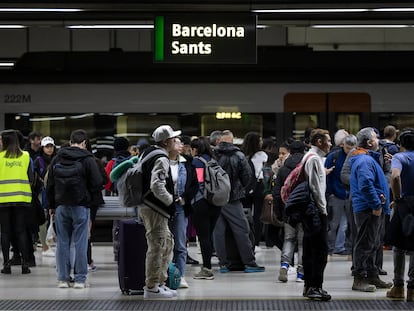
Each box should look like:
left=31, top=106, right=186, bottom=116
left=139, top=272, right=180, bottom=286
left=3, top=94, right=31, bottom=103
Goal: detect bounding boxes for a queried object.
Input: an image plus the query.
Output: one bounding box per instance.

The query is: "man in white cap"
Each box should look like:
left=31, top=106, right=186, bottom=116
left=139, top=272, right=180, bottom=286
left=139, top=125, right=181, bottom=299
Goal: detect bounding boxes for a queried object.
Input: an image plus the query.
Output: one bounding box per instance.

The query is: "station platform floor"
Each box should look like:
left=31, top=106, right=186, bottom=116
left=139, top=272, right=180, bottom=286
left=0, top=243, right=413, bottom=311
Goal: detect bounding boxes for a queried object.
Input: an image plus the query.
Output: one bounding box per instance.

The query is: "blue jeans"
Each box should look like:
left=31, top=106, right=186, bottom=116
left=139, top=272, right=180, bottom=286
left=171, top=204, right=188, bottom=277
left=281, top=222, right=304, bottom=274
left=55, top=205, right=90, bottom=283
left=327, top=195, right=349, bottom=254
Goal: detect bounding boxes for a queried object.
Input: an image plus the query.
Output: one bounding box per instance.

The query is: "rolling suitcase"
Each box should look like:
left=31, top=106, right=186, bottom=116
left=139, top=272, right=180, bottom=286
left=118, top=219, right=147, bottom=295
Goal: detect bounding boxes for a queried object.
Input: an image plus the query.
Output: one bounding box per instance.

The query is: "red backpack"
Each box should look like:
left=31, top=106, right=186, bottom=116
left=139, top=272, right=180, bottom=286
left=280, top=153, right=314, bottom=204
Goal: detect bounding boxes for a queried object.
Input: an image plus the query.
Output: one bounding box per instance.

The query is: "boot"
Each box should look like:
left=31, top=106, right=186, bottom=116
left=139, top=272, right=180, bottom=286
left=1, top=263, right=11, bottom=274
left=352, top=277, right=376, bottom=292
left=368, top=276, right=393, bottom=289
left=386, top=286, right=404, bottom=299
left=407, top=288, right=414, bottom=302
left=21, top=261, right=31, bottom=274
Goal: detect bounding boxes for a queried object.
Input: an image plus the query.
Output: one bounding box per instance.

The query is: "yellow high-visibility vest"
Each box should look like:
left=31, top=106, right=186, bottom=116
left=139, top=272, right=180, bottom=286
left=0, top=151, right=32, bottom=204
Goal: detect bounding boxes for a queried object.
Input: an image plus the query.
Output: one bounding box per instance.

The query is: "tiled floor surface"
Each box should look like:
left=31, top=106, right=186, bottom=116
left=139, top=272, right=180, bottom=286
left=0, top=243, right=404, bottom=301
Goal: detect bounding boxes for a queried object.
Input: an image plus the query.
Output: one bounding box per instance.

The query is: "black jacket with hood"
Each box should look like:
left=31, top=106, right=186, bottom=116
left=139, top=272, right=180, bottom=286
left=214, top=142, right=252, bottom=202
left=272, top=152, right=304, bottom=222
left=46, top=146, right=103, bottom=209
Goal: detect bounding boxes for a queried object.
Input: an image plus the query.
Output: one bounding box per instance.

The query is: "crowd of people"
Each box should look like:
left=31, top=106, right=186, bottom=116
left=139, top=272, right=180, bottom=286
left=0, top=124, right=413, bottom=302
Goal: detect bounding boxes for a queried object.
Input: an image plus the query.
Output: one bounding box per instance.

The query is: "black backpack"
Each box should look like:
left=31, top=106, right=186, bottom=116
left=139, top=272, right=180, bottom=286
left=53, top=158, right=87, bottom=205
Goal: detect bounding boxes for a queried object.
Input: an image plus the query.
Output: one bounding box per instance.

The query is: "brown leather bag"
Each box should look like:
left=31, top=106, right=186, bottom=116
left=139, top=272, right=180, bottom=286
left=260, top=195, right=284, bottom=227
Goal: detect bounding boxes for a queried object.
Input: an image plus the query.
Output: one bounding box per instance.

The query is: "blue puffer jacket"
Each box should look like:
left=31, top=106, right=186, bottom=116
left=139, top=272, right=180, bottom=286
left=349, top=149, right=390, bottom=214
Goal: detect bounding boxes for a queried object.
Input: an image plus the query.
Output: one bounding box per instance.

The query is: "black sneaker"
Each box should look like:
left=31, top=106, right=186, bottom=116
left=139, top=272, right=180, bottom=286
left=186, top=255, right=199, bottom=265
left=306, top=287, right=332, bottom=301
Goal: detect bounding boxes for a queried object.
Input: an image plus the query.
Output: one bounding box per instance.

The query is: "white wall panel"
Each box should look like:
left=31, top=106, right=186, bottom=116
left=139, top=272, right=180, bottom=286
left=257, top=26, right=286, bottom=46
left=116, top=29, right=152, bottom=51
left=0, top=29, right=27, bottom=58
left=288, top=27, right=414, bottom=50
left=2, top=83, right=414, bottom=114
left=29, top=28, right=70, bottom=51
left=71, top=29, right=110, bottom=51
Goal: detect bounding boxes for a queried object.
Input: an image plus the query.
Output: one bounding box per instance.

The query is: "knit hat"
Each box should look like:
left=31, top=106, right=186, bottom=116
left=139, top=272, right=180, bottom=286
left=288, top=140, right=305, bottom=154
left=113, top=137, right=130, bottom=152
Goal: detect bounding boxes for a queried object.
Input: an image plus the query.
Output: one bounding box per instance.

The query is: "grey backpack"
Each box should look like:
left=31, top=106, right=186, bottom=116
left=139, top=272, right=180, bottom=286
left=197, top=156, right=231, bottom=207
left=117, top=149, right=166, bottom=207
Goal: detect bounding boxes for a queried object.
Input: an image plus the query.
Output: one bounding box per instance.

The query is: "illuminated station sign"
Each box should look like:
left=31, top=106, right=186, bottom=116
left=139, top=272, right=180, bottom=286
left=154, top=14, right=257, bottom=64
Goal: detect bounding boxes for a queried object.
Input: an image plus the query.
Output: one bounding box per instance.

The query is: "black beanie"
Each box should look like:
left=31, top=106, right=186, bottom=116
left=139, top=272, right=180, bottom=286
left=288, top=140, right=306, bottom=154
left=113, top=137, right=130, bottom=152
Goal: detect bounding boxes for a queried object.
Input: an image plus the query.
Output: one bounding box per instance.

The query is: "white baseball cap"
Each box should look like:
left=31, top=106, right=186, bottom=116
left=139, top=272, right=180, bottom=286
left=152, top=125, right=181, bottom=142
left=41, top=136, right=55, bottom=147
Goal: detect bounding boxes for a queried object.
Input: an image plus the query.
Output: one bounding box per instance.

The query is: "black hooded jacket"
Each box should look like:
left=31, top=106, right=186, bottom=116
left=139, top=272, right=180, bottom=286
left=214, top=142, right=252, bottom=202
left=272, top=152, right=304, bottom=221
left=46, top=146, right=103, bottom=208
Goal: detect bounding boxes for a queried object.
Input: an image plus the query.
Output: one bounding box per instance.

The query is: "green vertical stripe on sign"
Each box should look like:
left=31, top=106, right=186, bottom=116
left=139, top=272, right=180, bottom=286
left=155, top=16, right=164, bottom=61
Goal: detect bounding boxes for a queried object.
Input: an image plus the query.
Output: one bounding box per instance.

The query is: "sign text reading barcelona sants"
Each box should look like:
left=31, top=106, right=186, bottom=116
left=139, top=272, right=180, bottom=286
left=154, top=14, right=257, bottom=64
left=171, top=24, right=245, bottom=54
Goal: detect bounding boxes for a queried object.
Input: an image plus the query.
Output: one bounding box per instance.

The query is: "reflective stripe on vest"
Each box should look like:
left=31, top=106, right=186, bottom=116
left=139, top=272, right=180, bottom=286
left=0, top=151, right=32, bottom=204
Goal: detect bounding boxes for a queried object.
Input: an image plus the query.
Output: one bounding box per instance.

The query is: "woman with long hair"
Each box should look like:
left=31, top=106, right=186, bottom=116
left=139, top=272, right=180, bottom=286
left=0, top=129, right=33, bottom=274
left=191, top=136, right=222, bottom=280
left=241, top=132, right=268, bottom=248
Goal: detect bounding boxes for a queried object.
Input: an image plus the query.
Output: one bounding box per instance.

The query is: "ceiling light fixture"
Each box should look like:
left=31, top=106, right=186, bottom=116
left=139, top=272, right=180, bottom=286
left=30, top=116, right=67, bottom=122
left=312, top=24, right=412, bottom=28
left=373, top=8, right=414, bottom=12
left=252, top=9, right=369, bottom=13
left=0, top=25, right=26, bottom=28
left=253, top=7, right=414, bottom=13
left=67, top=24, right=154, bottom=29
left=0, top=8, right=82, bottom=12
left=0, top=62, right=15, bottom=67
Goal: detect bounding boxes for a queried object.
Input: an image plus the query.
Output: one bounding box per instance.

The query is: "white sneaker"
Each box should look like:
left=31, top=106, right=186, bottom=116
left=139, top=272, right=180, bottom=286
left=73, top=282, right=87, bottom=289
left=42, top=249, right=55, bottom=257
left=179, top=277, right=189, bottom=288
left=57, top=281, right=69, bottom=288
left=143, top=286, right=173, bottom=299
left=159, top=284, right=178, bottom=297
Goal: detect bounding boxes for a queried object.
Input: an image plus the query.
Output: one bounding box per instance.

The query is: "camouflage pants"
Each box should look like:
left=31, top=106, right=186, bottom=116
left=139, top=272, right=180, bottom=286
left=139, top=205, right=174, bottom=288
